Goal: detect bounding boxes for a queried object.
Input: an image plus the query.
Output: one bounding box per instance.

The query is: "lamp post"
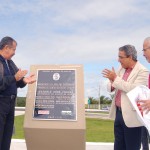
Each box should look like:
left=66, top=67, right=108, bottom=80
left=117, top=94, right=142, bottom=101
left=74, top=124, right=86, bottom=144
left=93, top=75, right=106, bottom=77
left=98, top=83, right=101, bottom=110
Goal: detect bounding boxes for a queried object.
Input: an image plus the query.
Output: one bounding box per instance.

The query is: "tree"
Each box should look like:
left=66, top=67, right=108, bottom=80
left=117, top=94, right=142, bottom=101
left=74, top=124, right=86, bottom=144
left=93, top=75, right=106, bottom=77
left=110, top=93, right=115, bottom=101
left=88, top=96, right=98, bottom=104
left=100, top=95, right=112, bottom=104
left=16, top=97, right=26, bottom=107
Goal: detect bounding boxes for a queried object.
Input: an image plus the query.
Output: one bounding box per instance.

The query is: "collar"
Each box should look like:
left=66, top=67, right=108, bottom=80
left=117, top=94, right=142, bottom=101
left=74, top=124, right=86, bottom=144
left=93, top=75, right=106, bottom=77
left=0, top=55, right=6, bottom=62
left=0, top=55, right=12, bottom=64
left=126, top=62, right=137, bottom=71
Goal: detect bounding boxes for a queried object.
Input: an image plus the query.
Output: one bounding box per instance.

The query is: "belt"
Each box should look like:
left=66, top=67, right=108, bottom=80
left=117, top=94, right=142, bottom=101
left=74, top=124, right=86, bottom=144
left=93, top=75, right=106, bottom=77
left=116, top=106, right=122, bottom=111
left=0, top=95, right=16, bottom=99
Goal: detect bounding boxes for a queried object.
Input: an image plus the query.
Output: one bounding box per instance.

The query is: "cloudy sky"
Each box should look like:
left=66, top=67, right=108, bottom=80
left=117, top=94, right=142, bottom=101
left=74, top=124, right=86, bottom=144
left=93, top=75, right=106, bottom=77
left=0, top=0, right=150, bottom=98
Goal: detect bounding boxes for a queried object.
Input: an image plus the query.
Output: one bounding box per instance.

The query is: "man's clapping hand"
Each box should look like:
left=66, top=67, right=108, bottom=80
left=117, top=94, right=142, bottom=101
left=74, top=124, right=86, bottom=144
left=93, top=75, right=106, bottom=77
left=23, top=73, right=36, bottom=84
left=15, top=69, right=28, bottom=81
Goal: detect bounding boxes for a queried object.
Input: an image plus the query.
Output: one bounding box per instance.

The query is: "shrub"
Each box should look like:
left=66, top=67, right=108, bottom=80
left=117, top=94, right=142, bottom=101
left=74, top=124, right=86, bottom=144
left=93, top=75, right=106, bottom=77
left=16, top=97, right=26, bottom=107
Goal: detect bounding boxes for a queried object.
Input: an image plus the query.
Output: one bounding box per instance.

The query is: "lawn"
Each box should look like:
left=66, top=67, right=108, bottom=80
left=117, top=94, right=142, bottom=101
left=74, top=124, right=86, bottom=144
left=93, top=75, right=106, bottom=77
left=13, top=115, right=114, bottom=142
left=86, top=118, right=114, bottom=142
left=12, top=115, right=24, bottom=139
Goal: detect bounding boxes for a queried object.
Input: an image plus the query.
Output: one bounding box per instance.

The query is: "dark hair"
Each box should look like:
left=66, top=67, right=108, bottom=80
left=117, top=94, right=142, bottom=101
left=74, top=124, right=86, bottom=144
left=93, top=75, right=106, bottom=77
left=119, top=44, right=137, bottom=61
left=0, top=36, right=17, bottom=50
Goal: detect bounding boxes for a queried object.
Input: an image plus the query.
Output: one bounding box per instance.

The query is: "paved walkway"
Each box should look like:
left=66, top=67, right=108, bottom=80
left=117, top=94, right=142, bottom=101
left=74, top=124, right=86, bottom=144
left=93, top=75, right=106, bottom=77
left=10, top=140, right=149, bottom=150
left=11, top=140, right=150, bottom=150
left=10, top=140, right=114, bottom=150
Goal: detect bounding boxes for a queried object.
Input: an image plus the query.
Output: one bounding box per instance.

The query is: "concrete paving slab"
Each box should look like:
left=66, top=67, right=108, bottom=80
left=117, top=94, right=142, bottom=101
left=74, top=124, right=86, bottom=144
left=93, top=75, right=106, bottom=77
left=86, top=142, right=113, bottom=150
left=10, top=140, right=149, bottom=150
left=10, top=140, right=114, bottom=150
left=10, top=140, right=26, bottom=150
left=15, top=111, right=25, bottom=116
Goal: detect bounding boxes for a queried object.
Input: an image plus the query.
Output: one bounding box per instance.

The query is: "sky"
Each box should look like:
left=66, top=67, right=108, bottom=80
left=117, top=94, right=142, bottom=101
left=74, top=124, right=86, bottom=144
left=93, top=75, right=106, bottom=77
left=0, top=0, right=150, bottom=99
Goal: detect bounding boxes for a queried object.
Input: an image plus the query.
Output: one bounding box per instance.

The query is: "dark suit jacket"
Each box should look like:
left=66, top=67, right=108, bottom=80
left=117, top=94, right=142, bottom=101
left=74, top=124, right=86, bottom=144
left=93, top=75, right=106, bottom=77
left=0, top=59, right=26, bottom=92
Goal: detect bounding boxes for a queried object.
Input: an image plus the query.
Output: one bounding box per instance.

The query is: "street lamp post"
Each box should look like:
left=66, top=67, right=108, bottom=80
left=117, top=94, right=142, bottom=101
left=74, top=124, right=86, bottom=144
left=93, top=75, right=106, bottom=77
left=98, top=83, right=101, bottom=110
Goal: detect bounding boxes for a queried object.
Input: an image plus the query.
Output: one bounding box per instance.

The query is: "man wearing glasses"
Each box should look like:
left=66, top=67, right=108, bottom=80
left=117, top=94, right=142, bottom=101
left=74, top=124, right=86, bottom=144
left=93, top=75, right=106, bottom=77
left=138, top=37, right=150, bottom=150
left=139, top=37, right=150, bottom=113
left=102, top=45, right=149, bottom=150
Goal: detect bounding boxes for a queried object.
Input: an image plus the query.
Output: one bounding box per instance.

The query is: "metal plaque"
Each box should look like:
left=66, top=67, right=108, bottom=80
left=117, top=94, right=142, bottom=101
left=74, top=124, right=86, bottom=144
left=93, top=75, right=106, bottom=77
left=33, top=69, right=76, bottom=121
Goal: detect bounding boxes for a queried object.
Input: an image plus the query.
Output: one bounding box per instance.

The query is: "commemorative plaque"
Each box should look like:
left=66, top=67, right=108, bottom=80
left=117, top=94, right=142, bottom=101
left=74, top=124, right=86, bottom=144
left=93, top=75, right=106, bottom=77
left=24, top=65, right=85, bottom=150
left=34, top=69, right=76, bottom=121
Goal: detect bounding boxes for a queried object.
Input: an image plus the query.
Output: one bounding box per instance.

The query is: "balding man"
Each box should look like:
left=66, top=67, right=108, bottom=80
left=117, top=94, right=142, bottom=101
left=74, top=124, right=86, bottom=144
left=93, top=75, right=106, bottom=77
left=0, top=36, right=36, bottom=150
left=139, top=37, right=150, bottom=113
left=138, top=37, right=150, bottom=150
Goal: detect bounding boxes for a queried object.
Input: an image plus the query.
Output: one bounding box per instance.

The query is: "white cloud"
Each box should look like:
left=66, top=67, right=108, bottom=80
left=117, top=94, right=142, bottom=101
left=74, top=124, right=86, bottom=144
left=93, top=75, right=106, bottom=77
left=1, top=0, right=150, bottom=98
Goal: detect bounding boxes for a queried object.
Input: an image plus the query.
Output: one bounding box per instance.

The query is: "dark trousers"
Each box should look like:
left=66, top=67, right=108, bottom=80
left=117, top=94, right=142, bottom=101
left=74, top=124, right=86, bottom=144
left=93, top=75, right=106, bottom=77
left=0, top=97, right=16, bottom=150
left=114, top=108, right=142, bottom=150
left=141, top=126, right=149, bottom=150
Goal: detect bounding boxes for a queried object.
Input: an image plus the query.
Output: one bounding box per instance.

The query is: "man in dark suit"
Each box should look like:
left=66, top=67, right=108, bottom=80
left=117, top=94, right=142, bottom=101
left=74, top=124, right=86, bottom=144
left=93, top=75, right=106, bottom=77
left=0, top=36, right=35, bottom=150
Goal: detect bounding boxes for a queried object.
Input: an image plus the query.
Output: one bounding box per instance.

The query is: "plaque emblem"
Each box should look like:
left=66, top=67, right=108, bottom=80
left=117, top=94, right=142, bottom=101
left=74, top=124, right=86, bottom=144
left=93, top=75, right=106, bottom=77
left=53, top=73, right=60, bottom=80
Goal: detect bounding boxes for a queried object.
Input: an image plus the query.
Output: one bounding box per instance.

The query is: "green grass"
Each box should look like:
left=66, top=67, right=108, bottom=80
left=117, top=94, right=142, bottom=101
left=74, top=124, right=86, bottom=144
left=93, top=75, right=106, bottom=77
left=12, top=115, right=24, bottom=139
left=13, top=115, right=114, bottom=142
left=86, top=118, right=114, bottom=142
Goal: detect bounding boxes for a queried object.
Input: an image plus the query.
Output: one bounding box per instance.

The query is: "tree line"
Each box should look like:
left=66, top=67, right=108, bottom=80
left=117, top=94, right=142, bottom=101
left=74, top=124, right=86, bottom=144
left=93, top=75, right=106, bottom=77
left=88, top=94, right=114, bottom=105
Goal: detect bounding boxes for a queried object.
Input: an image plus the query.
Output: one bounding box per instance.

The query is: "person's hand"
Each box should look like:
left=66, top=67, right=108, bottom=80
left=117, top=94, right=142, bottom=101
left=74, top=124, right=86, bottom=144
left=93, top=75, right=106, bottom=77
left=137, top=102, right=143, bottom=116
left=102, top=67, right=117, bottom=82
left=138, top=100, right=150, bottom=114
left=23, top=73, right=36, bottom=84
left=15, top=69, right=28, bottom=81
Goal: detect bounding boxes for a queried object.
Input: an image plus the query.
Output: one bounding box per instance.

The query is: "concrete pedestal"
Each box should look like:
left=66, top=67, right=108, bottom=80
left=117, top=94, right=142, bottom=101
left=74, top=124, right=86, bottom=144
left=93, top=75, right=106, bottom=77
left=24, top=65, right=85, bottom=150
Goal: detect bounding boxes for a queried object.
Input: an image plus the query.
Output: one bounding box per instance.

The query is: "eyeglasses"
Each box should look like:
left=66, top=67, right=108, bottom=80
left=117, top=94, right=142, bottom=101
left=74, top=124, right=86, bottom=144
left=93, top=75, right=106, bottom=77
left=142, top=47, right=150, bottom=51
left=118, top=56, right=129, bottom=59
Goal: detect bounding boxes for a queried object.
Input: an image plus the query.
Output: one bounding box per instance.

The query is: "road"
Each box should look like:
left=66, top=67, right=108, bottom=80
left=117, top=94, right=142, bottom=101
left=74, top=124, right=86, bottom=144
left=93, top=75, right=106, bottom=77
left=85, top=109, right=110, bottom=119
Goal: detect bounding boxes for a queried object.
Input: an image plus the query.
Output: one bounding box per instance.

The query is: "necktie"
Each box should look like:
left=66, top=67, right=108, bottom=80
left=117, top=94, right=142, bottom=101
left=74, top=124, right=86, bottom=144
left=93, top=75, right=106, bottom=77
left=115, top=68, right=132, bottom=107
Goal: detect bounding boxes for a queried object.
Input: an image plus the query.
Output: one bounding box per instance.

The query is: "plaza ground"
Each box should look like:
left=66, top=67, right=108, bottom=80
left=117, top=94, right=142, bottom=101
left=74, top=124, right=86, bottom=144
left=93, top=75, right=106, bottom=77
left=11, top=109, right=148, bottom=150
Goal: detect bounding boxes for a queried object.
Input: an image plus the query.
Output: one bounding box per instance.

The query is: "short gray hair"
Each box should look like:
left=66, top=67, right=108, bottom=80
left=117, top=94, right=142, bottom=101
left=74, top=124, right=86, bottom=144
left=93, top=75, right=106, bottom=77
left=144, top=37, right=150, bottom=44
left=119, top=45, right=137, bottom=61
left=0, top=36, right=17, bottom=50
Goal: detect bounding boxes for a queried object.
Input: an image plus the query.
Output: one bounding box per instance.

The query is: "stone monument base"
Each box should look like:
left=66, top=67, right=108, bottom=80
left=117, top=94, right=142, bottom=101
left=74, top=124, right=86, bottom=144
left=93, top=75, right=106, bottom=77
left=24, top=128, right=85, bottom=150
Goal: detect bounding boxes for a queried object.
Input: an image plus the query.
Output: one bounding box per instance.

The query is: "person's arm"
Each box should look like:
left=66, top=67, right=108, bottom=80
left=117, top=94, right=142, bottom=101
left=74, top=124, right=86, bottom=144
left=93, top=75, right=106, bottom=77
left=16, top=73, right=36, bottom=88
left=107, top=81, right=115, bottom=92
left=102, top=65, right=149, bottom=93
left=112, top=68, right=148, bottom=93
left=0, top=61, right=16, bottom=90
